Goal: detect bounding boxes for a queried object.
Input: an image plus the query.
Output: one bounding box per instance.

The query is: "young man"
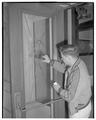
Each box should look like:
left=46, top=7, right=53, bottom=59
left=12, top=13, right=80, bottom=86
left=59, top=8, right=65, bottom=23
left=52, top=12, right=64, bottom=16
left=41, top=45, right=92, bottom=118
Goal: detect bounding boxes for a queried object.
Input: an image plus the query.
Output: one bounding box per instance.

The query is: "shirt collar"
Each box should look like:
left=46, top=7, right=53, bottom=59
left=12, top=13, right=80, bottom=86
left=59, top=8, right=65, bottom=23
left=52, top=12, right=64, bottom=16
left=70, top=57, right=81, bottom=72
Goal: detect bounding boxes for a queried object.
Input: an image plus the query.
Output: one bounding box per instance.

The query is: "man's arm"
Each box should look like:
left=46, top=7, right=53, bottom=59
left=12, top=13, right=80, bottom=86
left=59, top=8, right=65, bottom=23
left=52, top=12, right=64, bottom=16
left=50, top=59, right=66, bottom=73
left=41, top=55, right=66, bottom=73
left=52, top=68, right=80, bottom=102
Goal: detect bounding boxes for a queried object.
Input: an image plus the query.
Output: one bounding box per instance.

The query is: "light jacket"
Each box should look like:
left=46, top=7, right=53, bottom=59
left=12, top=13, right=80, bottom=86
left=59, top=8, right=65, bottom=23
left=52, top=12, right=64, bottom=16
left=52, top=58, right=92, bottom=116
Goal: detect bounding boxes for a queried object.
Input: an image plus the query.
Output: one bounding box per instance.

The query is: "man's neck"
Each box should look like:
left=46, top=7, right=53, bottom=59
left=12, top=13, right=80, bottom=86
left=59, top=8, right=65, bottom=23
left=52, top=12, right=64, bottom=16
left=71, top=56, right=78, bottom=66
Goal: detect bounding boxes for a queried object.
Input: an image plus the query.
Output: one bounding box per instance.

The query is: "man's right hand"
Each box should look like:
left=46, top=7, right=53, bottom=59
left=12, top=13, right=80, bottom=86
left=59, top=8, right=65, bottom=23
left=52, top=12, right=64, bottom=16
left=41, top=55, right=50, bottom=63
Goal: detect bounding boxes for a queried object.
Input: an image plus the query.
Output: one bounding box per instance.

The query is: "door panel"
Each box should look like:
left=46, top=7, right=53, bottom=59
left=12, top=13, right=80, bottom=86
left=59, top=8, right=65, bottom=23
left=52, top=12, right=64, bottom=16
left=22, top=13, right=50, bottom=117
left=23, top=13, right=36, bottom=103
left=34, top=19, right=50, bottom=103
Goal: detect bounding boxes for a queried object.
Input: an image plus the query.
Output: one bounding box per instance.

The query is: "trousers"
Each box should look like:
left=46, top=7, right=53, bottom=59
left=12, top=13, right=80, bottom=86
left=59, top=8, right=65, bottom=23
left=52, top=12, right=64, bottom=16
left=70, top=101, right=91, bottom=118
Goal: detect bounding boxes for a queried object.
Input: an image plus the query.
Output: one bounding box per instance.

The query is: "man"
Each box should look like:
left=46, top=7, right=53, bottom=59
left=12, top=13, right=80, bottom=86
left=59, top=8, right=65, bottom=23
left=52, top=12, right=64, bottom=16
left=41, top=45, right=92, bottom=118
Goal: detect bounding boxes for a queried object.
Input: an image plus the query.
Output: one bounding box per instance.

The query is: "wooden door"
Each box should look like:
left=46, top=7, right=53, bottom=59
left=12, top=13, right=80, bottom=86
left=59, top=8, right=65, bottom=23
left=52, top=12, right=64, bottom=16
left=22, top=13, right=51, bottom=118
left=9, top=3, right=55, bottom=118
left=9, top=3, right=65, bottom=118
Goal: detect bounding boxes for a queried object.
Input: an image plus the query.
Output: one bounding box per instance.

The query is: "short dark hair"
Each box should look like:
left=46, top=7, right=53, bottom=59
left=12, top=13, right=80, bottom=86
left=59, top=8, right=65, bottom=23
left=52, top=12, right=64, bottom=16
left=59, top=45, right=79, bottom=57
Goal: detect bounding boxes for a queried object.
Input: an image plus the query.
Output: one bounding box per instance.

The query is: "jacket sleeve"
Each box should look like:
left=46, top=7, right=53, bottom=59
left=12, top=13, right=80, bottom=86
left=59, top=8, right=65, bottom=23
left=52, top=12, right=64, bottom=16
left=52, top=60, right=66, bottom=73
left=53, top=68, right=80, bottom=102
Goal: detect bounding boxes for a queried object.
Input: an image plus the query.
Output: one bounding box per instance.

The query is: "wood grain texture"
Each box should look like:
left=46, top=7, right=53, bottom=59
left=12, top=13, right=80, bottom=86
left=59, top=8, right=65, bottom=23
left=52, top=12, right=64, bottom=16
left=23, top=14, right=35, bottom=103
left=23, top=13, right=50, bottom=103
left=22, top=13, right=51, bottom=118
left=34, top=19, right=50, bottom=103
left=3, top=108, right=11, bottom=118
left=26, top=102, right=50, bottom=118
left=3, top=3, right=12, bottom=118
left=3, top=91, right=11, bottom=112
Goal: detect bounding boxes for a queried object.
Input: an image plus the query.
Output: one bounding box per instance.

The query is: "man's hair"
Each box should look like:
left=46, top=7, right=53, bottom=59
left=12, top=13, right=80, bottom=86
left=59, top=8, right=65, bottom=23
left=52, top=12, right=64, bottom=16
left=59, top=45, right=79, bottom=57
left=56, top=40, right=68, bottom=59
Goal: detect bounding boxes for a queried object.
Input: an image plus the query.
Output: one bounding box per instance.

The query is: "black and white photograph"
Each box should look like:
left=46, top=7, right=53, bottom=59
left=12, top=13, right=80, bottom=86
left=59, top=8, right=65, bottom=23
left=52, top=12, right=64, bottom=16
left=2, top=2, right=94, bottom=118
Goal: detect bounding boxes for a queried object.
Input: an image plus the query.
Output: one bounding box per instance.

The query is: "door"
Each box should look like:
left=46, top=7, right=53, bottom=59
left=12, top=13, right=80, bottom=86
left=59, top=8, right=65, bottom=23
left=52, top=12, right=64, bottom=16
left=22, top=13, right=51, bottom=118
left=9, top=3, right=65, bottom=118
left=9, top=3, right=55, bottom=118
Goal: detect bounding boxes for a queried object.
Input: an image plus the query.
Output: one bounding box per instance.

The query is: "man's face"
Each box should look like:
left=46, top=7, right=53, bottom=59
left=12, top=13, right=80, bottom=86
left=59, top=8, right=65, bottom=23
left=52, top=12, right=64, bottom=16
left=61, top=52, right=71, bottom=65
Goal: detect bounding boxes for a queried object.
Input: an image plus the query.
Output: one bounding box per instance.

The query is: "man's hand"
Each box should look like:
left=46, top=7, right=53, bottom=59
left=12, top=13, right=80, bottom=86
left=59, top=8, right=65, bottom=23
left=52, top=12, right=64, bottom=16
left=41, top=55, right=50, bottom=63
left=50, top=80, right=55, bottom=87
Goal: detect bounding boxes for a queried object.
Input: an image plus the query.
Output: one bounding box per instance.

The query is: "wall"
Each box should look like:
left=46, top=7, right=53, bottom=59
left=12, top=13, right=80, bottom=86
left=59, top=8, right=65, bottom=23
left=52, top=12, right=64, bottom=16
left=3, top=3, right=12, bottom=118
